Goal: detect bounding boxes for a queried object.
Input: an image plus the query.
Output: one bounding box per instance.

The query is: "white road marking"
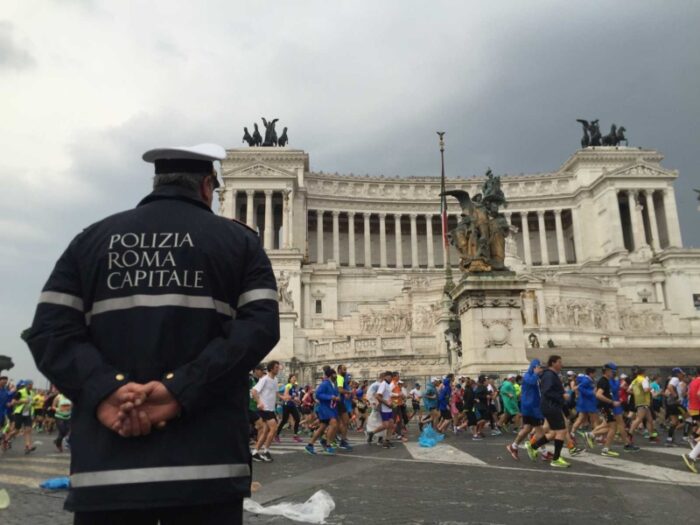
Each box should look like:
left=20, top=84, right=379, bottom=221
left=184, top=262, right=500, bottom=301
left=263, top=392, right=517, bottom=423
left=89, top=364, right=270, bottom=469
left=639, top=446, right=687, bottom=457
left=0, top=474, right=44, bottom=489
left=570, top=452, right=700, bottom=485
left=404, top=441, right=486, bottom=465
left=2, top=456, right=70, bottom=464
left=0, top=463, right=68, bottom=476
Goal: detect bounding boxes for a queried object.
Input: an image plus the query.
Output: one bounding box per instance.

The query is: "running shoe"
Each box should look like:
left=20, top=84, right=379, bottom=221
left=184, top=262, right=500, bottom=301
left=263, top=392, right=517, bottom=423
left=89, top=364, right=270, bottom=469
left=322, top=446, right=335, bottom=455
left=584, top=432, right=595, bottom=449
left=525, top=441, right=537, bottom=461
left=664, top=440, right=676, bottom=448
left=338, top=440, right=353, bottom=451
left=601, top=449, right=620, bottom=457
left=320, top=438, right=328, bottom=448
left=261, top=451, right=273, bottom=462
left=366, top=432, right=374, bottom=444
left=251, top=452, right=265, bottom=462
left=491, top=429, right=502, bottom=436
left=681, top=453, right=698, bottom=474
left=540, top=451, right=554, bottom=461
left=650, top=431, right=658, bottom=439
left=506, top=444, right=519, bottom=461
left=472, top=435, right=483, bottom=441
left=623, top=444, right=640, bottom=452
left=304, top=444, right=316, bottom=455
left=568, top=447, right=584, bottom=457
left=24, top=446, right=36, bottom=455
left=550, top=458, right=571, bottom=468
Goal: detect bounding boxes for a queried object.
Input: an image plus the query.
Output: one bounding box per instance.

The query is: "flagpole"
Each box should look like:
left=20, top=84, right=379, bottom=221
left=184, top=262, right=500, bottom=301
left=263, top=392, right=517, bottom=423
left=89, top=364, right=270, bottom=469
left=437, top=131, right=454, bottom=294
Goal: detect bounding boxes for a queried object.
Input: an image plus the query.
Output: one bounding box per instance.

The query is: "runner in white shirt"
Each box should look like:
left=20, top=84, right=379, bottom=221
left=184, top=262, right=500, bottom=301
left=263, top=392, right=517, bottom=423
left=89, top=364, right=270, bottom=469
left=409, top=383, right=423, bottom=421
left=365, top=374, right=385, bottom=444
left=252, top=360, right=284, bottom=462
left=375, top=371, right=396, bottom=449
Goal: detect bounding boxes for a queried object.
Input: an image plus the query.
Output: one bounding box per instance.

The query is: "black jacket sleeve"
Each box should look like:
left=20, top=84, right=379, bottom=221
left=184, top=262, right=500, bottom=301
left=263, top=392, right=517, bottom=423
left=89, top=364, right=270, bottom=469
left=540, top=370, right=563, bottom=407
left=24, top=240, right=126, bottom=413
left=164, top=235, right=279, bottom=415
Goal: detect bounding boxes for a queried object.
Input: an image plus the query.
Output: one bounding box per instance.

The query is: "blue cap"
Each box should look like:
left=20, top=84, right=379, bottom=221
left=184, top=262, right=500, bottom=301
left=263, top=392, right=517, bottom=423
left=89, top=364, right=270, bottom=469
left=604, top=362, right=618, bottom=371
left=672, top=367, right=684, bottom=375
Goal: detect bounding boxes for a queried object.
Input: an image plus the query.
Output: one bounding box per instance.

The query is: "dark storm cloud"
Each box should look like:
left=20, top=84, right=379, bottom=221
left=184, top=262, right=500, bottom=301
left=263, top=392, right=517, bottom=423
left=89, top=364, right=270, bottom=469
left=0, top=21, right=35, bottom=71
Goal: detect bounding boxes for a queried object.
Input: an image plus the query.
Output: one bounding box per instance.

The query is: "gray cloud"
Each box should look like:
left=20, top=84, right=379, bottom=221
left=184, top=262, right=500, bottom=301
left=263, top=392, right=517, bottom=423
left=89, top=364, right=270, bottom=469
left=3, top=1, right=700, bottom=382
left=0, top=21, right=35, bottom=71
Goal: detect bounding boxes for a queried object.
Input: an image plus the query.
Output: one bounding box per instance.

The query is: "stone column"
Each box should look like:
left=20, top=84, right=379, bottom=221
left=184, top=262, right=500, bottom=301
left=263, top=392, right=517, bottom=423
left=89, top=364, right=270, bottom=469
left=554, top=209, right=566, bottom=264
left=230, top=189, right=238, bottom=220
left=379, top=213, right=387, bottom=268
left=570, top=207, right=583, bottom=262
left=662, top=187, right=683, bottom=247
left=245, top=190, right=255, bottom=227
left=520, top=212, right=532, bottom=266
left=536, top=210, right=549, bottom=265
left=282, top=191, right=289, bottom=248
left=303, top=278, right=311, bottom=327
left=425, top=214, right=435, bottom=269
left=627, top=190, right=647, bottom=251
left=363, top=213, right=372, bottom=268
left=653, top=278, right=666, bottom=309
left=332, top=211, right=340, bottom=263
left=644, top=190, right=661, bottom=251
left=263, top=190, right=273, bottom=250
left=394, top=214, right=403, bottom=269
left=288, top=190, right=295, bottom=247
left=409, top=213, right=419, bottom=268
left=316, top=210, right=324, bottom=263
left=348, top=212, right=356, bottom=267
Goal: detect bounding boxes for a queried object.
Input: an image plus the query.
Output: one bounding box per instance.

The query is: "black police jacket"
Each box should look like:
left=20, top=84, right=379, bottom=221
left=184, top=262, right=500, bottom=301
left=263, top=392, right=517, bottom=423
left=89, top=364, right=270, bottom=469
left=24, top=185, right=279, bottom=511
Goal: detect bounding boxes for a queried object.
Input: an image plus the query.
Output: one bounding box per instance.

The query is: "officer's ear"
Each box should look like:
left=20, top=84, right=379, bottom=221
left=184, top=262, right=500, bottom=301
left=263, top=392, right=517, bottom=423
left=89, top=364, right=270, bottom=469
left=199, top=175, right=215, bottom=207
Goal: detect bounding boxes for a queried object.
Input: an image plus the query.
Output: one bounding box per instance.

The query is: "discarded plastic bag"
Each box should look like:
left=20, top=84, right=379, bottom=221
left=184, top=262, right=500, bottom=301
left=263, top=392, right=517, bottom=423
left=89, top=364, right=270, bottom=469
left=420, top=423, right=445, bottom=445
left=244, top=489, right=335, bottom=524
left=40, top=477, right=70, bottom=490
left=365, top=409, right=383, bottom=433
left=418, top=435, right=437, bottom=447
left=0, top=489, right=9, bottom=510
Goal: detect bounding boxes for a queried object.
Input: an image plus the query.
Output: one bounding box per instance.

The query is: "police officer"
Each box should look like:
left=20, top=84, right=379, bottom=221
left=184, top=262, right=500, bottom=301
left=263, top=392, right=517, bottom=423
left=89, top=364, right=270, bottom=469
left=24, top=143, right=279, bottom=524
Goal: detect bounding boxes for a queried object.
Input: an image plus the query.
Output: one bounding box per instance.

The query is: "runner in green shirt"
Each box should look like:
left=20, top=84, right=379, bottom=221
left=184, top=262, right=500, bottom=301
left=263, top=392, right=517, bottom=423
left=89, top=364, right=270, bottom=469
left=498, top=374, right=520, bottom=432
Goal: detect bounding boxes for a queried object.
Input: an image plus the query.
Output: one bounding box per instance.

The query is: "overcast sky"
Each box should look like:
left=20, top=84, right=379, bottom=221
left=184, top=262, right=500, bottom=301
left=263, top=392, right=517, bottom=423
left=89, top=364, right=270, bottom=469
left=2, top=1, right=699, bottom=383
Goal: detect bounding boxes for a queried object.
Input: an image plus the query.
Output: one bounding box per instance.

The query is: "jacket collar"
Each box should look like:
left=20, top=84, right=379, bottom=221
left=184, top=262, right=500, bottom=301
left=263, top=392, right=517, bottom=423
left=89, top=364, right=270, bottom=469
left=138, top=185, right=213, bottom=213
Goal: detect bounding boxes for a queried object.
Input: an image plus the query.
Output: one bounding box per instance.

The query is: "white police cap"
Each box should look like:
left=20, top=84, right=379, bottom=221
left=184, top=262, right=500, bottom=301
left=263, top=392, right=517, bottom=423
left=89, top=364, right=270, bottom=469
left=142, top=143, right=226, bottom=189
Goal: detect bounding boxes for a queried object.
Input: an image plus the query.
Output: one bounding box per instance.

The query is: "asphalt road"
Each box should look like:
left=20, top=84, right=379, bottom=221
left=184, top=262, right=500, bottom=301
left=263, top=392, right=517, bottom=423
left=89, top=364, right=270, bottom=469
left=1, top=428, right=698, bottom=524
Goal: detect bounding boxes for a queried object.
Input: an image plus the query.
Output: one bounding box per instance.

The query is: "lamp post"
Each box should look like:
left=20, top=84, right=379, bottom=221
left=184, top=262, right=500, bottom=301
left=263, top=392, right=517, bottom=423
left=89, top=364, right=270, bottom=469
left=437, top=132, right=454, bottom=294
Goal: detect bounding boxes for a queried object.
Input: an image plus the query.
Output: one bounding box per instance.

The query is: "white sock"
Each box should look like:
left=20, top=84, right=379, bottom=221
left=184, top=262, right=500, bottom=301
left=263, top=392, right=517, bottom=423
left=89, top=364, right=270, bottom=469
left=689, top=441, right=700, bottom=461
left=252, top=448, right=258, bottom=455
left=511, top=442, right=518, bottom=449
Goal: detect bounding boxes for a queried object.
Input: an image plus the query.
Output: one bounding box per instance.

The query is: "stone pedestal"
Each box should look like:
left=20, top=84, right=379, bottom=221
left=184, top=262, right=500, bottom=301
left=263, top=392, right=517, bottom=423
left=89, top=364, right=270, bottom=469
left=267, top=311, right=298, bottom=365
left=452, top=275, right=529, bottom=375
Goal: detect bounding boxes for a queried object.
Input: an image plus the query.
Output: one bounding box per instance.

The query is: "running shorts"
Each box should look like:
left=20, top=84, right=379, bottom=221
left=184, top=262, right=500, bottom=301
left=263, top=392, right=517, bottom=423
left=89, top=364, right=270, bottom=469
left=258, top=410, right=277, bottom=422
left=33, top=409, right=44, bottom=418
left=600, top=406, right=615, bottom=422
left=337, top=401, right=347, bottom=415
left=248, top=409, right=260, bottom=424
left=542, top=408, right=566, bottom=431
left=412, top=401, right=420, bottom=412
left=440, top=409, right=452, bottom=420
left=522, top=416, right=544, bottom=427
left=14, top=414, right=32, bottom=429
left=466, top=411, right=477, bottom=427
left=380, top=411, right=393, bottom=422
left=666, top=404, right=681, bottom=417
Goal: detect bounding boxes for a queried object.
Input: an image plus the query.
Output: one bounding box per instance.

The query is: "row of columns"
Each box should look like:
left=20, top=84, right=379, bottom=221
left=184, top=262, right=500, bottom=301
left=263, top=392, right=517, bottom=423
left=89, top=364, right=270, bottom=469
left=315, top=211, right=439, bottom=268
left=502, top=209, right=575, bottom=266
left=620, top=188, right=677, bottom=252
left=224, top=189, right=293, bottom=251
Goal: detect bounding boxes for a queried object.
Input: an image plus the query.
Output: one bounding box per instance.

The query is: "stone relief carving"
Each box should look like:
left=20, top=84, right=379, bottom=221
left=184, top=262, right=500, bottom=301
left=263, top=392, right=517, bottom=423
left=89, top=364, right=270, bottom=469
left=618, top=309, right=663, bottom=333
left=360, top=310, right=412, bottom=334
left=481, top=319, right=513, bottom=347
left=545, top=299, right=611, bottom=330
left=412, top=304, right=439, bottom=333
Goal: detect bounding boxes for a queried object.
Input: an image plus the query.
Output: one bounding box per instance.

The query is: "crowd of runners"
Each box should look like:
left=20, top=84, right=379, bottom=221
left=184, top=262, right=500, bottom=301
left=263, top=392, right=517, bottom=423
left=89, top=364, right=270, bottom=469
left=246, top=357, right=700, bottom=473
left=2, top=357, right=699, bottom=476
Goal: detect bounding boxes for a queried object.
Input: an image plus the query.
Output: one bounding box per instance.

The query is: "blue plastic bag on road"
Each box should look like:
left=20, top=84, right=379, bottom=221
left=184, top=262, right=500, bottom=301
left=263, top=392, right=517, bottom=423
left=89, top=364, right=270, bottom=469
left=40, top=477, right=70, bottom=490
left=418, top=423, right=445, bottom=447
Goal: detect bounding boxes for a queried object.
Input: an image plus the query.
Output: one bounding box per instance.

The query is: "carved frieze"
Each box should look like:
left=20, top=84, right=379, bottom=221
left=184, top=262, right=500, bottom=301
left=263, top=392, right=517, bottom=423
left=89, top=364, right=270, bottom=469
left=360, top=310, right=412, bottom=334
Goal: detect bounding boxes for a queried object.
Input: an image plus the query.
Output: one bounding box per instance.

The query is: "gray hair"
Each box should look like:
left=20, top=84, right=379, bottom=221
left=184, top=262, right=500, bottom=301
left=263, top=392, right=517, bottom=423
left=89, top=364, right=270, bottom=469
left=153, top=172, right=203, bottom=192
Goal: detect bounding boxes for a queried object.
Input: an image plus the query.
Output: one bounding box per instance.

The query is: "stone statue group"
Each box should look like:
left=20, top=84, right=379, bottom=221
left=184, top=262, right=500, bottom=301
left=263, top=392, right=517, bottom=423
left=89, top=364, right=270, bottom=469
left=576, top=119, right=628, bottom=148
left=442, top=169, right=510, bottom=273
left=243, top=118, right=289, bottom=147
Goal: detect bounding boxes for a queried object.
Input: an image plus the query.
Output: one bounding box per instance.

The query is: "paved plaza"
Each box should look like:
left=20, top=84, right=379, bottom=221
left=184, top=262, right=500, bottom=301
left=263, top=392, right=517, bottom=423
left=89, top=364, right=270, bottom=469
left=1, top=431, right=697, bottom=524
